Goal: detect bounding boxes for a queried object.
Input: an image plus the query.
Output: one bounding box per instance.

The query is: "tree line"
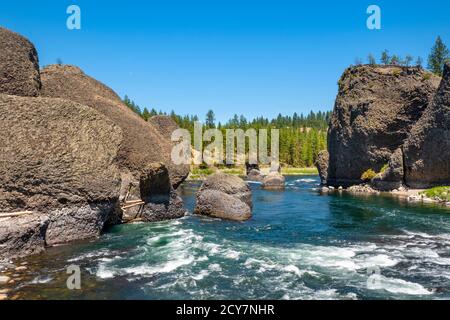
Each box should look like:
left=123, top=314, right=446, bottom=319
left=122, top=97, right=329, bottom=168
left=356, top=36, right=449, bottom=76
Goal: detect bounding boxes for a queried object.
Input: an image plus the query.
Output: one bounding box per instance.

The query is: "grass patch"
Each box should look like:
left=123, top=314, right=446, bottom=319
left=190, top=167, right=214, bottom=176
left=281, top=167, right=318, bottom=175
left=421, top=187, right=450, bottom=202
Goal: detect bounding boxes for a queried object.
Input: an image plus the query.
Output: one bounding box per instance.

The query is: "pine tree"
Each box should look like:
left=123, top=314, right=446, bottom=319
left=368, top=54, right=376, bottom=65
left=142, top=107, right=150, bottom=121
left=405, top=55, right=413, bottom=67
left=205, top=110, right=216, bottom=128
left=428, top=36, right=449, bottom=76
left=381, top=50, right=390, bottom=65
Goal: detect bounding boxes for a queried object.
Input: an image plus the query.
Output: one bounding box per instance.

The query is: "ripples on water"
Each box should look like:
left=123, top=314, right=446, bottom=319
left=9, top=176, right=450, bottom=300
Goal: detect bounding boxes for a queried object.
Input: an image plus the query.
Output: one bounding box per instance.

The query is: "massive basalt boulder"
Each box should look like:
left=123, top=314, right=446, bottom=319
left=403, top=63, right=450, bottom=188
left=261, top=172, right=286, bottom=190
left=0, top=94, right=123, bottom=252
left=327, top=65, right=440, bottom=187
left=40, top=65, right=188, bottom=188
left=194, top=173, right=252, bottom=221
left=315, top=150, right=329, bottom=185
left=0, top=27, right=40, bottom=97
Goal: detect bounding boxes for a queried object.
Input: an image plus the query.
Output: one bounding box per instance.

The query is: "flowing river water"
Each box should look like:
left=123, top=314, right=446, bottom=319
left=5, top=176, right=450, bottom=300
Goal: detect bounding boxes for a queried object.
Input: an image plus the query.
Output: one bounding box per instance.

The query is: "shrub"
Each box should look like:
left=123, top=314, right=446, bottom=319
left=380, top=163, right=389, bottom=173
left=361, top=169, right=377, bottom=181
left=421, top=187, right=450, bottom=202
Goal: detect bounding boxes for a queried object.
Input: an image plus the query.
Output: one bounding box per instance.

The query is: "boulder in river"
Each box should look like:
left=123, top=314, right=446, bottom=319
left=261, top=172, right=286, bottom=190
left=247, top=169, right=265, bottom=182
left=194, top=173, right=252, bottom=221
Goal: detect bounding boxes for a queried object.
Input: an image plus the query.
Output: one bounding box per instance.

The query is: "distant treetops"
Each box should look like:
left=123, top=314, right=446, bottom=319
left=356, top=36, right=449, bottom=77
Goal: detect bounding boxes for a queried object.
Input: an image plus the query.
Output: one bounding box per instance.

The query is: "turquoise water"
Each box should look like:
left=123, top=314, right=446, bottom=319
left=10, top=176, right=450, bottom=300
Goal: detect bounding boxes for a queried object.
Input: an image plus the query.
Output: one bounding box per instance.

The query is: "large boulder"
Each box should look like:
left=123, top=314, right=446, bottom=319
left=403, top=63, right=450, bottom=188
left=194, top=173, right=252, bottom=221
left=0, top=94, right=123, bottom=253
left=0, top=27, right=40, bottom=97
left=315, top=150, right=329, bottom=185
left=261, top=172, right=286, bottom=190
left=40, top=65, right=188, bottom=188
left=327, top=65, right=440, bottom=187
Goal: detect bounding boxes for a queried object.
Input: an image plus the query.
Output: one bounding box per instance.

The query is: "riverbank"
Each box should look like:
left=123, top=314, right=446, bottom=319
left=187, top=167, right=318, bottom=180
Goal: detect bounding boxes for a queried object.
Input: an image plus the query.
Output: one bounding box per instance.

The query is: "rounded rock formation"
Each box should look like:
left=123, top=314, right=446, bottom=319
left=0, top=27, right=41, bottom=97
left=194, top=173, right=252, bottom=221
left=261, top=172, right=286, bottom=190
left=39, top=64, right=188, bottom=189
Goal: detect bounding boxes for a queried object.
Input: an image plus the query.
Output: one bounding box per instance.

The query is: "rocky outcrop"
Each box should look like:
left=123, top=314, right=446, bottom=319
left=315, top=150, right=329, bottom=185
left=0, top=27, right=40, bottom=97
left=403, top=63, right=450, bottom=188
left=0, top=27, right=191, bottom=260
left=261, top=172, right=285, bottom=190
left=40, top=65, right=188, bottom=189
left=0, top=215, right=49, bottom=260
left=0, top=94, right=123, bottom=252
left=327, top=65, right=440, bottom=187
left=194, top=173, right=252, bottom=221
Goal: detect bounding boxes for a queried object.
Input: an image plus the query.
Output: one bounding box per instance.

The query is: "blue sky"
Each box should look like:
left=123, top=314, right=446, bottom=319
left=1, top=0, right=449, bottom=122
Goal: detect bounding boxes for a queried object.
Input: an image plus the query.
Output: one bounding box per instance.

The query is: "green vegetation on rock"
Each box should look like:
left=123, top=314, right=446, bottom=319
left=421, top=187, right=450, bottom=202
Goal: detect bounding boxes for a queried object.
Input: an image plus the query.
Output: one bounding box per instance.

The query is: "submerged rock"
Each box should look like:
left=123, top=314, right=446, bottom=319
left=0, top=27, right=40, bottom=97
left=403, top=63, right=450, bottom=188
left=327, top=65, right=440, bottom=187
left=194, top=173, right=252, bottom=221
left=261, top=172, right=286, bottom=190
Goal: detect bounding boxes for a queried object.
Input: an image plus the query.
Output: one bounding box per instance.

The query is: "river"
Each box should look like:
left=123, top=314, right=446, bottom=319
left=8, top=176, right=450, bottom=300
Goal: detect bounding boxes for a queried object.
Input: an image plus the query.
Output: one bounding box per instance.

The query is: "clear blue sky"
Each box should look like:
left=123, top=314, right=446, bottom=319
left=1, top=0, right=449, bottom=122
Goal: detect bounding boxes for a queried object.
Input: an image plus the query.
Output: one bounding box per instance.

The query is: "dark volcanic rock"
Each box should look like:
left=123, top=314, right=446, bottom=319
left=0, top=27, right=40, bottom=97
left=403, top=63, right=450, bottom=188
left=372, top=148, right=405, bottom=191
left=40, top=65, right=187, bottom=189
left=0, top=94, right=123, bottom=256
left=327, top=65, right=440, bottom=187
left=0, top=215, right=49, bottom=260
left=194, top=173, right=252, bottom=221
left=315, top=150, right=329, bottom=185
